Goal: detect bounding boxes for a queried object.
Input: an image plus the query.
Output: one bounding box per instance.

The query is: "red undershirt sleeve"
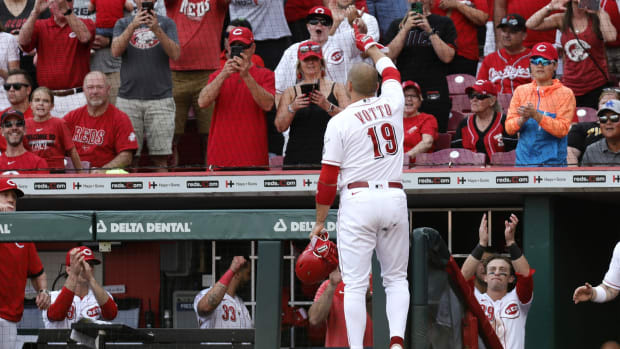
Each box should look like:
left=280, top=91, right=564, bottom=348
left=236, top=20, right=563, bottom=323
left=46, top=287, right=75, bottom=321
left=515, top=269, right=535, bottom=304
left=100, top=297, right=118, bottom=320
left=316, top=164, right=340, bottom=205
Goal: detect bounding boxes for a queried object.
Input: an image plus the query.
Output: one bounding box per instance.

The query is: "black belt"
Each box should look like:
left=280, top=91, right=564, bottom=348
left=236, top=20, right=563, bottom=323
left=51, top=87, right=83, bottom=97
left=347, top=181, right=403, bottom=189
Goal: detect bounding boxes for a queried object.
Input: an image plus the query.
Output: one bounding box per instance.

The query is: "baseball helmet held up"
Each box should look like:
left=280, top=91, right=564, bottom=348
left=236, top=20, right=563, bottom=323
left=295, top=231, right=339, bottom=284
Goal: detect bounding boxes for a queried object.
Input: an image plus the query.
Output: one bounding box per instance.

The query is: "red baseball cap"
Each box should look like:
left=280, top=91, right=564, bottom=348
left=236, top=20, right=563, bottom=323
left=66, top=246, right=101, bottom=266
left=531, top=42, right=558, bottom=61
left=307, top=6, right=333, bottom=21
left=298, top=41, right=322, bottom=61
left=402, top=81, right=422, bottom=95
left=465, top=79, right=498, bottom=96
left=0, top=178, right=23, bottom=197
left=228, top=26, right=254, bottom=45
left=1, top=109, right=24, bottom=124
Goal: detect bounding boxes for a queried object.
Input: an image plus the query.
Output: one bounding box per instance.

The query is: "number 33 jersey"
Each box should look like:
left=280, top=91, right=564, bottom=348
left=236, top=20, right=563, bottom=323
left=193, top=288, right=253, bottom=329
left=321, top=76, right=404, bottom=189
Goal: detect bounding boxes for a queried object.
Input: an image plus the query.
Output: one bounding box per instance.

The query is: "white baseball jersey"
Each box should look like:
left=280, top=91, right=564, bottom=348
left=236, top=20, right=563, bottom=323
left=193, top=288, right=253, bottom=329
left=475, top=288, right=532, bottom=349
left=603, top=242, right=620, bottom=290
left=42, top=289, right=114, bottom=328
left=321, top=70, right=404, bottom=189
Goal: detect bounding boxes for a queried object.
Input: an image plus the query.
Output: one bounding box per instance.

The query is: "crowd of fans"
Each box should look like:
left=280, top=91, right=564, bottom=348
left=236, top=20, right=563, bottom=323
left=0, top=0, right=618, bottom=173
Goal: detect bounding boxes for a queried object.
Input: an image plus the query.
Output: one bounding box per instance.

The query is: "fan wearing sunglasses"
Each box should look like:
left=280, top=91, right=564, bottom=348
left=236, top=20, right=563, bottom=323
left=506, top=42, right=576, bottom=166
left=582, top=99, right=620, bottom=166
left=275, top=41, right=349, bottom=169
left=0, top=109, right=48, bottom=173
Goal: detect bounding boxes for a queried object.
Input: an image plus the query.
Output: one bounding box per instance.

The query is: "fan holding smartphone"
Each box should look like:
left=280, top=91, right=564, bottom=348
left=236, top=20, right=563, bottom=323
left=275, top=41, right=350, bottom=169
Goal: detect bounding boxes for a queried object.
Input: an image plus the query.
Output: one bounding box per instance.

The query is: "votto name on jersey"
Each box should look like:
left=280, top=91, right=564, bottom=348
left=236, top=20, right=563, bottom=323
left=354, top=104, right=394, bottom=125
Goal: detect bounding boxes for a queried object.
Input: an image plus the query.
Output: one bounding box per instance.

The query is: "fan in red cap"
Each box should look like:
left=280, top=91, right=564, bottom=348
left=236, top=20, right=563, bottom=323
left=401, top=80, right=438, bottom=164
left=295, top=231, right=338, bottom=284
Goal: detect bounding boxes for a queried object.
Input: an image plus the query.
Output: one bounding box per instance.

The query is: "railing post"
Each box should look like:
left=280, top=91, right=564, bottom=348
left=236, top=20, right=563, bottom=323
left=255, top=241, right=282, bottom=348
left=410, top=228, right=429, bottom=348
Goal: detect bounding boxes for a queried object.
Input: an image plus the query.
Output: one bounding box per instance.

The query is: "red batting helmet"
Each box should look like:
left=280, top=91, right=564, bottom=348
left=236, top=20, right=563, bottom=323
left=295, top=232, right=339, bottom=284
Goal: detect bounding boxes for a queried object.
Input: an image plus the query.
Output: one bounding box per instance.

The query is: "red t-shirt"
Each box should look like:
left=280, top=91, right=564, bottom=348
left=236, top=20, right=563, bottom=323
left=314, top=280, right=373, bottom=347
left=0, top=151, right=49, bottom=173
left=284, top=0, right=323, bottom=23
left=207, top=65, right=275, bottom=168
left=63, top=104, right=138, bottom=168
left=602, top=0, right=620, bottom=48
left=25, top=117, right=75, bottom=170
left=165, top=0, right=228, bottom=71
left=91, top=0, right=125, bottom=29
left=219, top=50, right=265, bottom=68
left=0, top=243, right=44, bottom=322
left=561, top=23, right=609, bottom=96
left=0, top=107, right=33, bottom=152
left=506, top=0, right=556, bottom=48
left=403, top=112, right=438, bottom=153
left=432, top=0, right=489, bottom=61
left=21, top=18, right=95, bottom=89
left=477, top=48, right=532, bottom=94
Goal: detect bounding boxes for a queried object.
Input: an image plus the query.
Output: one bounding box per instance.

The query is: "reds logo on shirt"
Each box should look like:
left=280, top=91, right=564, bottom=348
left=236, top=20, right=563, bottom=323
left=488, top=66, right=530, bottom=83
left=130, top=27, right=160, bottom=50
left=67, top=305, right=76, bottom=320
left=73, top=126, right=105, bottom=145
left=179, top=0, right=211, bottom=21
left=327, top=49, right=344, bottom=65
left=564, top=39, right=590, bottom=62
left=504, top=303, right=519, bottom=316
left=86, top=306, right=101, bottom=317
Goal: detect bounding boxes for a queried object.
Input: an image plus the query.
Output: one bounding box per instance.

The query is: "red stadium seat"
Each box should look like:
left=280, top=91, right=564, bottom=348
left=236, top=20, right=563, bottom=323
left=447, top=111, right=466, bottom=135
left=269, top=155, right=283, bottom=170
left=416, top=148, right=486, bottom=168
left=434, top=133, right=452, bottom=151
left=490, top=150, right=516, bottom=167
left=497, top=93, right=512, bottom=115
left=447, top=74, right=477, bottom=95
left=576, top=107, right=598, bottom=123
left=451, top=94, right=472, bottom=113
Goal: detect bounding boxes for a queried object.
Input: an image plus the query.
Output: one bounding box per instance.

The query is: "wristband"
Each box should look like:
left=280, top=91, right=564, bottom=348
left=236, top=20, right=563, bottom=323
left=507, top=243, right=523, bottom=260
left=592, top=286, right=607, bottom=303
left=471, top=244, right=485, bottom=260
left=288, top=104, right=295, bottom=114
left=328, top=103, right=335, bottom=113
left=219, top=269, right=235, bottom=287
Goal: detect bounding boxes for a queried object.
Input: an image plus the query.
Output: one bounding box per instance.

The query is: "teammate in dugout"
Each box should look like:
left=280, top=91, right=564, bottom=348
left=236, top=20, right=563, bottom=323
left=193, top=256, right=253, bottom=329
left=42, top=246, right=118, bottom=328
left=310, top=24, right=409, bottom=349
left=573, top=241, right=620, bottom=304
left=461, top=213, right=534, bottom=349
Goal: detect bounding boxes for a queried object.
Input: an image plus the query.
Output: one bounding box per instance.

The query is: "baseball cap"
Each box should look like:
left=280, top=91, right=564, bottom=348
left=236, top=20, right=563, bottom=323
left=402, top=81, right=422, bottom=95
left=531, top=42, right=558, bottom=61
left=298, top=41, right=322, bottom=61
left=597, top=99, right=620, bottom=116
left=0, top=178, right=23, bottom=197
left=228, top=26, right=254, bottom=46
left=307, top=6, right=333, bottom=23
left=465, top=80, right=497, bottom=96
left=1, top=109, right=24, bottom=124
left=66, top=246, right=101, bottom=266
left=497, top=14, right=526, bottom=31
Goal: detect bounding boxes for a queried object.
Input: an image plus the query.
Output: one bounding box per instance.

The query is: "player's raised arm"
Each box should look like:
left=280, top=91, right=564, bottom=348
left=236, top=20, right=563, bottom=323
left=196, top=256, right=247, bottom=314
left=461, top=213, right=489, bottom=279
left=353, top=21, right=400, bottom=83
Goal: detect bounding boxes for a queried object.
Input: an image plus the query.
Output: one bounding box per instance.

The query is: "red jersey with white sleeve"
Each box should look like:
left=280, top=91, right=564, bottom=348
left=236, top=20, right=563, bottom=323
left=603, top=242, right=620, bottom=290
left=314, top=280, right=373, bottom=347
left=0, top=243, right=44, bottom=322
left=403, top=112, right=438, bottom=153
left=25, top=117, right=75, bottom=170
left=193, top=288, right=253, bottom=329
left=477, top=48, right=532, bottom=94
left=474, top=270, right=534, bottom=349
left=43, top=288, right=117, bottom=328
left=321, top=58, right=404, bottom=190
left=0, top=151, right=49, bottom=174
left=63, top=104, right=138, bottom=168
left=165, top=0, right=228, bottom=71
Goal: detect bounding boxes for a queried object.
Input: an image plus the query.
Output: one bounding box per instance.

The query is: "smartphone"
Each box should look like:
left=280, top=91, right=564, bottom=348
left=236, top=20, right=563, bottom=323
left=300, top=82, right=320, bottom=96
left=230, top=45, right=244, bottom=58
left=578, top=0, right=599, bottom=11
left=142, top=1, right=154, bottom=13
left=410, top=2, right=423, bottom=14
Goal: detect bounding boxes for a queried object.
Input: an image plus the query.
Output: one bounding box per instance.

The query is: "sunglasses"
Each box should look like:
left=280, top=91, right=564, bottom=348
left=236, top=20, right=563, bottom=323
left=468, top=92, right=491, bottom=100
left=602, top=87, right=620, bottom=94
left=308, top=18, right=331, bottom=26
left=3, top=83, right=29, bottom=91
left=599, top=114, right=620, bottom=123
left=2, top=120, right=25, bottom=128
left=530, top=57, right=554, bottom=66
left=299, top=44, right=321, bottom=54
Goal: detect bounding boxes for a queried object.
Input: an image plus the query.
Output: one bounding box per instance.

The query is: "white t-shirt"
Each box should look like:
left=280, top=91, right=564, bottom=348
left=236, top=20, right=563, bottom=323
left=42, top=289, right=114, bottom=329
left=0, top=32, right=19, bottom=110
left=603, top=241, right=620, bottom=290
left=321, top=65, right=404, bottom=189
left=229, top=0, right=291, bottom=41
left=193, top=288, right=253, bottom=329
left=475, top=288, right=532, bottom=349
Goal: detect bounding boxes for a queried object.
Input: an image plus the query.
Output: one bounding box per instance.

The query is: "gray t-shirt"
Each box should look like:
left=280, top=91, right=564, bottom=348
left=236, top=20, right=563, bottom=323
left=581, top=138, right=620, bottom=166
left=113, top=15, right=179, bottom=99
left=229, top=0, right=291, bottom=41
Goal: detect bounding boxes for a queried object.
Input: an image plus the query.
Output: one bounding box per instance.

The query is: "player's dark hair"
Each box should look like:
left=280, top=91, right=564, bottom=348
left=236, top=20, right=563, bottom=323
left=484, top=254, right=517, bottom=290
left=7, top=69, right=33, bottom=88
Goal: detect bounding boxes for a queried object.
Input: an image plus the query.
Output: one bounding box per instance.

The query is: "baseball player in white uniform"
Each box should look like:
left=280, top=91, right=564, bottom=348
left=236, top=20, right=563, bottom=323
left=573, top=241, right=620, bottom=304
left=193, top=256, right=253, bottom=329
left=461, top=213, right=533, bottom=349
left=42, top=246, right=117, bottom=328
left=309, top=25, right=409, bottom=349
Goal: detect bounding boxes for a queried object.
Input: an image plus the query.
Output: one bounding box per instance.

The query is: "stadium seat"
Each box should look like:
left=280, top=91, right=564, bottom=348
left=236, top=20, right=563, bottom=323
left=64, top=157, right=91, bottom=171
left=416, top=148, right=486, bottom=168
left=434, top=133, right=452, bottom=151
left=447, top=74, right=477, bottom=95
left=490, top=150, right=516, bottom=166
left=447, top=111, right=467, bottom=135
left=497, top=93, right=512, bottom=114
left=576, top=107, right=597, bottom=123
left=450, top=94, right=472, bottom=113
left=269, top=155, right=284, bottom=170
